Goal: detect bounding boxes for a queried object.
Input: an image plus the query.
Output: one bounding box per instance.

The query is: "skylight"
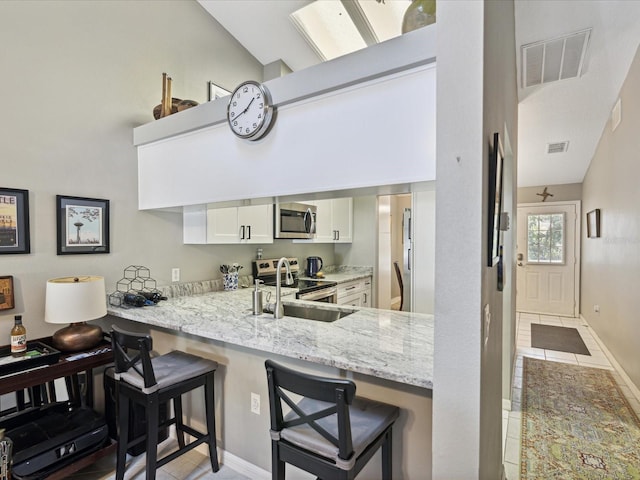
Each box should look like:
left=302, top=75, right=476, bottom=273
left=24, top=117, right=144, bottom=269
left=290, top=0, right=410, bottom=62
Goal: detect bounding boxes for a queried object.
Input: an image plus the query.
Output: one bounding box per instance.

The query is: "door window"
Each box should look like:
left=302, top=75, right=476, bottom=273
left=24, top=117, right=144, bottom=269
left=527, top=213, right=565, bottom=264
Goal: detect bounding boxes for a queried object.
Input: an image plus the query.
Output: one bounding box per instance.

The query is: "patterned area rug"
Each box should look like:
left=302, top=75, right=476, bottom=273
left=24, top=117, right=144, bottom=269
left=521, top=357, right=640, bottom=479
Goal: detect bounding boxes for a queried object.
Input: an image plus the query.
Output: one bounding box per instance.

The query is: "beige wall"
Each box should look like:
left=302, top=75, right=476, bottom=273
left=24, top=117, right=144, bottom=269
left=0, top=0, right=338, bottom=470
left=581, top=44, right=640, bottom=390
left=518, top=183, right=582, bottom=203
left=0, top=0, right=335, bottom=340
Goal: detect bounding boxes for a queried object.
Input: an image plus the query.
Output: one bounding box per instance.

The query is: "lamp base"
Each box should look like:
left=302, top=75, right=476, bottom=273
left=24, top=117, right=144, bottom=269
left=51, top=322, right=103, bottom=352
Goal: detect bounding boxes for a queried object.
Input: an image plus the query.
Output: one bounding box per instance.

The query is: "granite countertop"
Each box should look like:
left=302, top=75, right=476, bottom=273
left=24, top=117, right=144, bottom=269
left=107, top=284, right=433, bottom=389
left=299, top=265, right=374, bottom=284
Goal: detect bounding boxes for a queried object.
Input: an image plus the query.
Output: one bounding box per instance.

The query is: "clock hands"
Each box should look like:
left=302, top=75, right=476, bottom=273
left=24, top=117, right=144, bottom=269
left=242, top=97, right=255, bottom=113
left=231, top=96, right=255, bottom=123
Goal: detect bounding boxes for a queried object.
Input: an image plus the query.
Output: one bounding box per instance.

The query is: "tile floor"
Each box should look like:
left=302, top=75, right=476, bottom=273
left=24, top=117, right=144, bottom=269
left=502, top=312, right=640, bottom=479
left=68, top=439, right=251, bottom=480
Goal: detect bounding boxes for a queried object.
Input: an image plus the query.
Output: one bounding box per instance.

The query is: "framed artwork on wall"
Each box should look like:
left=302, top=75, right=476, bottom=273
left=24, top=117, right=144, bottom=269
left=0, top=187, right=30, bottom=255
left=208, top=81, right=230, bottom=101
left=487, top=132, right=504, bottom=267
left=0, top=275, right=14, bottom=310
left=56, top=195, right=110, bottom=255
left=587, top=208, right=601, bottom=238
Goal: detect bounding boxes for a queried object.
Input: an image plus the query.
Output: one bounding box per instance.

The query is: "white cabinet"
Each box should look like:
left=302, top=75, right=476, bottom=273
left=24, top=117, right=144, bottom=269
left=296, top=198, right=353, bottom=243
left=183, top=204, right=273, bottom=244
left=337, top=277, right=372, bottom=307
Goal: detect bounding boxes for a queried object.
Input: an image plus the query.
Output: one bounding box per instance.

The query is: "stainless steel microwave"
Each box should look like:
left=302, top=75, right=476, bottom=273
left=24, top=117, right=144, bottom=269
left=274, top=202, right=316, bottom=239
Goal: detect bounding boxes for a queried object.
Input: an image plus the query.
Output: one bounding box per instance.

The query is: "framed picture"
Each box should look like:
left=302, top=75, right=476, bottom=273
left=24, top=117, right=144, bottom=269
left=587, top=208, right=601, bottom=238
left=0, top=275, right=14, bottom=310
left=0, top=187, right=30, bottom=255
left=208, top=81, right=230, bottom=101
left=487, top=132, right=504, bottom=267
left=56, top=195, right=110, bottom=255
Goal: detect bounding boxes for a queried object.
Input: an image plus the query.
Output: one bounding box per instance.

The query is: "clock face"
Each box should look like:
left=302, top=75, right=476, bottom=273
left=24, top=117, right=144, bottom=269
left=227, top=81, right=274, bottom=140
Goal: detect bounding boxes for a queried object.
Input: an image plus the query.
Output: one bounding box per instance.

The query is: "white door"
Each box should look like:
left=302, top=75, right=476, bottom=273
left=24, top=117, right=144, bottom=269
left=516, top=201, right=580, bottom=317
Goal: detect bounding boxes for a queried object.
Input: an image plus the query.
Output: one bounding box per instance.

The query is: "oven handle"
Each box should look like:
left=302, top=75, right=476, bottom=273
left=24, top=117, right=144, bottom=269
left=297, top=286, right=337, bottom=302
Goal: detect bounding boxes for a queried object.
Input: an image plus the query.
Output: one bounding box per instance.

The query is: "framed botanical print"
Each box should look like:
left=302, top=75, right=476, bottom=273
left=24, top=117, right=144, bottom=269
left=0, top=187, right=30, bottom=254
left=56, top=195, right=110, bottom=255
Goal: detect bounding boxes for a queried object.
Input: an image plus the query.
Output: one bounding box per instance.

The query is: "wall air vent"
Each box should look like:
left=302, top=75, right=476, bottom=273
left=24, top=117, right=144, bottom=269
left=522, top=28, right=591, bottom=88
left=547, top=141, right=569, bottom=154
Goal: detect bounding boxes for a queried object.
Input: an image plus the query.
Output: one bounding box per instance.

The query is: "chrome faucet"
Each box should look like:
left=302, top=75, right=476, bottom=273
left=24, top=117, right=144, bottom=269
left=275, top=257, right=293, bottom=318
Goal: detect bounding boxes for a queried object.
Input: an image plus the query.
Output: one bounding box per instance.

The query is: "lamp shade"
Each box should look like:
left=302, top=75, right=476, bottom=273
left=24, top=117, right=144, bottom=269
left=45, top=276, right=107, bottom=325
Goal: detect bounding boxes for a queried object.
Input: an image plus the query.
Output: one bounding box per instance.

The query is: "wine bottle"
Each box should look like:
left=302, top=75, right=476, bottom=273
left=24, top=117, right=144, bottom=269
left=10, top=315, right=27, bottom=356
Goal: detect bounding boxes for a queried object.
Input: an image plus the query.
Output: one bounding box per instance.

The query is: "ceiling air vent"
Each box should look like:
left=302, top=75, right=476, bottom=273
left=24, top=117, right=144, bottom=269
left=522, top=28, right=591, bottom=88
left=547, top=141, right=569, bottom=154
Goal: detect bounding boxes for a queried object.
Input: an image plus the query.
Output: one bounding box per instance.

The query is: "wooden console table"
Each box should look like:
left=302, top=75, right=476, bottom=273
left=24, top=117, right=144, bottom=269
left=0, top=336, right=116, bottom=480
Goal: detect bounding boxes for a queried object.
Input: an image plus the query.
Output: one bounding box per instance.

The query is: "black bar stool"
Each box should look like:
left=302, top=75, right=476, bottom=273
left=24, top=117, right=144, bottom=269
left=110, top=325, right=220, bottom=480
left=265, top=359, right=400, bottom=480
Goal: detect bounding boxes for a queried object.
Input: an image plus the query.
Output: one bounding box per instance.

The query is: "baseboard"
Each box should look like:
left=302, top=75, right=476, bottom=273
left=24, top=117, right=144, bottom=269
left=580, top=315, right=640, bottom=402
left=167, top=429, right=270, bottom=479
left=219, top=449, right=271, bottom=480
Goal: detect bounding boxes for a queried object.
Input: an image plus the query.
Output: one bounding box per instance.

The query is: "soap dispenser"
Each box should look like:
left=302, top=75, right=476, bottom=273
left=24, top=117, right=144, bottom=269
left=252, top=280, right=264, bottom=315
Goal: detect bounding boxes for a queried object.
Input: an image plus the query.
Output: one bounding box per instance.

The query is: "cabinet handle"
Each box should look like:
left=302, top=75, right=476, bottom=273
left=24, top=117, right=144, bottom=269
left=345, top=285, right=357, bottom=291
left=336, top=230, right=340, bottom=241
left=363, top=293, right=367, bottom=303
left=247, top=225, right=251, bottom=240
left=240, top=225, right=245, bottom=240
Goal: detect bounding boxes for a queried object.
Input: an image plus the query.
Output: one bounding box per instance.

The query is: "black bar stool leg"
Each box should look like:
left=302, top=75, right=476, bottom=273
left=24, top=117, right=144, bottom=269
left=205, top=373, right=220, bottom=472
left=174, top=395, right=185, bottom=448
left=145, top=393, right=160, bottom=480
left=272, top=441, right=285, bottom=480
left=382, top=428, right=393, bottom=480
left=116, top=390, right=130, bottom=480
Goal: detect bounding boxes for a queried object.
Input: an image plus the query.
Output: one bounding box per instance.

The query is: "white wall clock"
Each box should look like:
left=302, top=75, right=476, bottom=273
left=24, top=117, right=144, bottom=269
left=227, top=81, right=274, bottom=141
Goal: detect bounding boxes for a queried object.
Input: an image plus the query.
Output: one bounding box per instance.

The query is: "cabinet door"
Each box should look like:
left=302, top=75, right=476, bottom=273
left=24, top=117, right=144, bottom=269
left=238, top=205, right=273, bottom=244
left=313, top=199, right=334, bottom=242
left=206, top=207, right=241, bottom=244
left=331, top=198, right=353, bottom=243
left=339, top=292, right=363, bottom=307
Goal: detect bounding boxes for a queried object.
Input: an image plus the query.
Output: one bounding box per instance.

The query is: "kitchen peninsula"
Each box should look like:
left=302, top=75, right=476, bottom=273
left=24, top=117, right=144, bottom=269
left=105, top=284, right=433, bottom=478
left=106, top=285, right=433, bottom=389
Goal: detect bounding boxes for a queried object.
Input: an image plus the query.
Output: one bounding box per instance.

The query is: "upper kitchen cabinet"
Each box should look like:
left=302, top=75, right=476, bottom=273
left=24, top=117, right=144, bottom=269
left=303, top=198, right=353, bottom=243
left=183, top=204, right=273, bottom=244
left=133, top=28, right=436, bottom=211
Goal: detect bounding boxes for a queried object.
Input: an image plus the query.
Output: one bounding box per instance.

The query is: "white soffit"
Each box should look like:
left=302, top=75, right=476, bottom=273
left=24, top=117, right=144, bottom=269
left=522, top=29, right=591, bottom=88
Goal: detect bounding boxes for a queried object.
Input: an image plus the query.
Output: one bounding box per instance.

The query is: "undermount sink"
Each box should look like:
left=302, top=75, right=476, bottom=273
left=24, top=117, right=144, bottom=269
left=277, top=304, right=356, bottom=322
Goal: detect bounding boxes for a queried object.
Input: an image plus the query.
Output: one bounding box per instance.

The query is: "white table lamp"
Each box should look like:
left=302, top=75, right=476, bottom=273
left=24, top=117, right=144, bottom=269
left=45, top=276, right=107, bottom=352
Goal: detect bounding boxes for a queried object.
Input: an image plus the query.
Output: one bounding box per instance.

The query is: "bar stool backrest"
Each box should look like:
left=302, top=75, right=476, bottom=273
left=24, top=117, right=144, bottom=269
left=110, top=325, right=157, bottom=390
left=265, top=359, right=357, bottom=461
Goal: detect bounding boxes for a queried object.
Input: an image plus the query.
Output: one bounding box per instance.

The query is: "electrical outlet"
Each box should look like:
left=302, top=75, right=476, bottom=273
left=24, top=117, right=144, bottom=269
left=594, top=304, right=600, bottom=313
left=251, top=392, right=260, bottom=415
left=171, top=268, right=180, bottom=282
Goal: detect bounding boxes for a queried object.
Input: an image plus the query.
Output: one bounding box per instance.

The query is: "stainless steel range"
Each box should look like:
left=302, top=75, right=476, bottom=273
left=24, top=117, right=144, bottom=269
left=252, top=257, right=338, bottom=303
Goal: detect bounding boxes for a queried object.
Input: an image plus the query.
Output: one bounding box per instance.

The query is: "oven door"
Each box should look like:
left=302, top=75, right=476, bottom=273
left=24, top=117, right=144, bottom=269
left=274, top=203, right=316, bottom=239
left=297, top=286, right=337, bottom=304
